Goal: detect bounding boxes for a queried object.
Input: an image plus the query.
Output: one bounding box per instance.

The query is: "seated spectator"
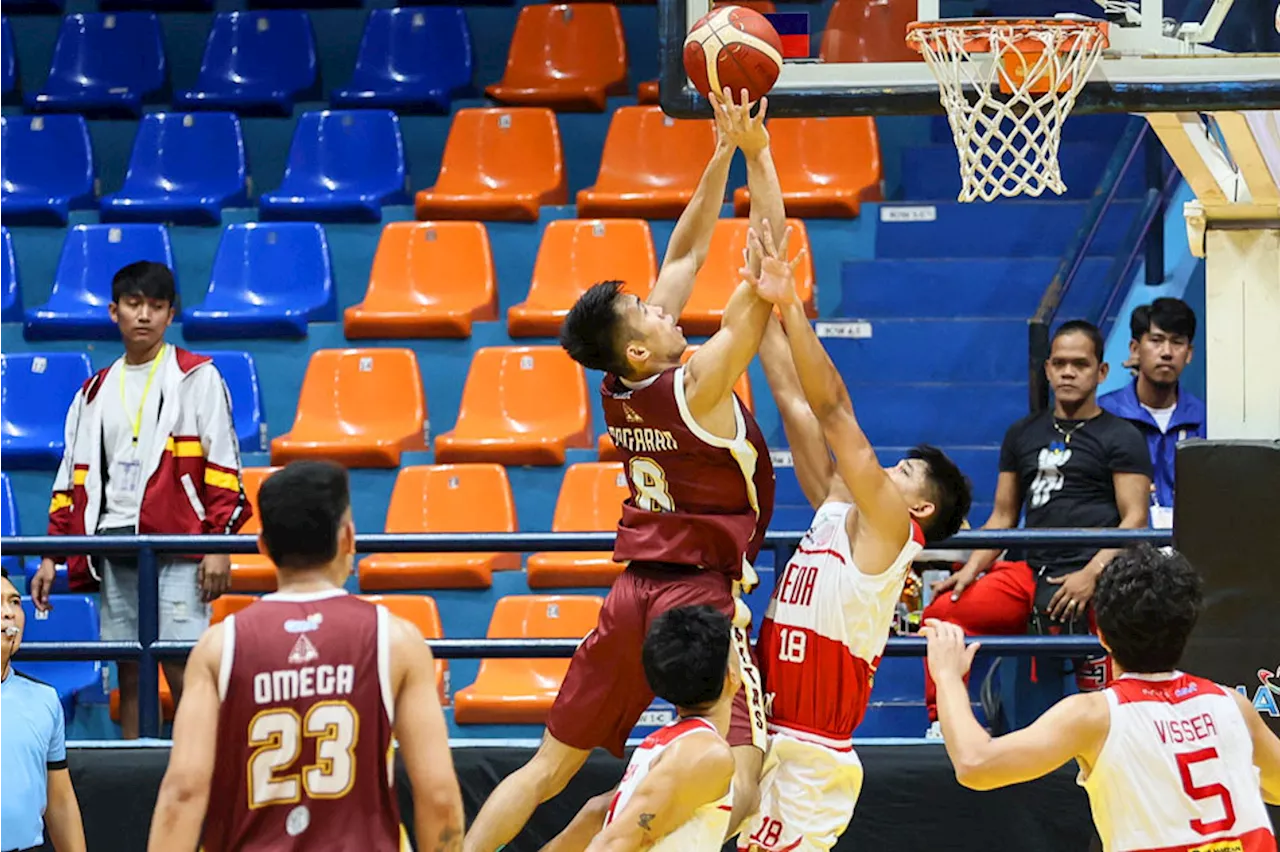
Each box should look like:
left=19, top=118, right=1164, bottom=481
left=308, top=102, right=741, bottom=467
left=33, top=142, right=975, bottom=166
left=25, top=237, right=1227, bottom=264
left=1099, top=298, right=1204, bottom=529
left=922, top=320, right=1152, bottom=734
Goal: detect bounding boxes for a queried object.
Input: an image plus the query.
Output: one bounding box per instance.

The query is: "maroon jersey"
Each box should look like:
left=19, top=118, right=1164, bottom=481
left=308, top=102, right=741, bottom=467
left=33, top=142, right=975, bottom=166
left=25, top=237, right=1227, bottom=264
left=203, top=590, right=404, bottom=852
left=603, top=365, right=775, bottom=577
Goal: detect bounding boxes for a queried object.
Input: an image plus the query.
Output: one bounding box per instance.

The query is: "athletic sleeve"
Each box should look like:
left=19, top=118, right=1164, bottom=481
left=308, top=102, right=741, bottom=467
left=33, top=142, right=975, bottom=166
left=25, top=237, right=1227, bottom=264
left=46, top=690, right=68, bottom=770
left=1106, top=417, right=1154, bottom=477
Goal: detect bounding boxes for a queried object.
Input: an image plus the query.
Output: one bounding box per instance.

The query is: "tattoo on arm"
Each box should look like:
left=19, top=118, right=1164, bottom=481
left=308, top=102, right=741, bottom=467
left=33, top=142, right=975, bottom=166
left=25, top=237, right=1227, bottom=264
left=434, top=825, right=462, bottom=851
left=637, top=813, right=655, bottom=832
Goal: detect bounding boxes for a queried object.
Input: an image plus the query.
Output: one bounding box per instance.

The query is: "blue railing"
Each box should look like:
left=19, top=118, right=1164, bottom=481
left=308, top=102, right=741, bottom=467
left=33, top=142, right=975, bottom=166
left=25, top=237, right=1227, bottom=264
left=4, top=528, right=1172, bottom=737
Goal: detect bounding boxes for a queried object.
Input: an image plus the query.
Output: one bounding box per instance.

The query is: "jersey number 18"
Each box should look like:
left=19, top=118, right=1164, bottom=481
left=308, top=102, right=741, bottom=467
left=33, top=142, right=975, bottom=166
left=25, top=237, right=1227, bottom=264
left=777, top=628, right=807, bottom=664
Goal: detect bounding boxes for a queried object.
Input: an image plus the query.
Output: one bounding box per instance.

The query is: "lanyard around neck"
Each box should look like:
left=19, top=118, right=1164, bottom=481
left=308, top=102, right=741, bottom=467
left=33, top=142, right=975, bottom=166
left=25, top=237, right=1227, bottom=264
left=120, top=345, right=164, bottom=445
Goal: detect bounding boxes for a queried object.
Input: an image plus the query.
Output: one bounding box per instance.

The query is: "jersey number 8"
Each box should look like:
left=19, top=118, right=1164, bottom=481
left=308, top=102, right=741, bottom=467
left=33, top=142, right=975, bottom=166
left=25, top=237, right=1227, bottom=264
left=248, top=701, right=359, bottom=809
left=630, top=457, right=675, bottom=513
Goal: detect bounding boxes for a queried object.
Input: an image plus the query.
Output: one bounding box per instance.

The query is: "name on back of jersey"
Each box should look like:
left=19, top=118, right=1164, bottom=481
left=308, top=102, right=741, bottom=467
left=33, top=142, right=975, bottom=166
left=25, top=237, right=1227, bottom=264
left=1154, top=712, right=1218, bottom=745
left=608, top=426, right=678, bottom=454
left=254, top=664, right=356, bottom=705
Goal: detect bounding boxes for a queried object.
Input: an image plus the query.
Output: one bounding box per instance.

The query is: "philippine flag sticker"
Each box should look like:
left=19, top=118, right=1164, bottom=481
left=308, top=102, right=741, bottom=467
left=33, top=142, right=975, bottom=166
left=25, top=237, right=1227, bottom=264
left=766, top=12, right=810, bottom=59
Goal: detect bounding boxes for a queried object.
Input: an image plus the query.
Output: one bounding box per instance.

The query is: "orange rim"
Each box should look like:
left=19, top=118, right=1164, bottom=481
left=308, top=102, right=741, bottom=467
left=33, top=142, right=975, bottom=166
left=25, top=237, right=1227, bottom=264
left=905, top=17, right=1110, bottom=56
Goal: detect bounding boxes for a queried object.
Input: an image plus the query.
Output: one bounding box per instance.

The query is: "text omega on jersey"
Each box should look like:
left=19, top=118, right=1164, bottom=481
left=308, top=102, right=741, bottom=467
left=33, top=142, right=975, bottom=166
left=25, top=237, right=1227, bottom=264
left=254, top=665, right=356, bottom=705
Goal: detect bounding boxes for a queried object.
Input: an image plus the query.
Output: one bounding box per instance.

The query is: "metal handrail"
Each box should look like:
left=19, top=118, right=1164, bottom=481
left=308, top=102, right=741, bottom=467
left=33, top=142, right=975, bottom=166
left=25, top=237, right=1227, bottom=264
left=4, top=528, right=1169, bottom=738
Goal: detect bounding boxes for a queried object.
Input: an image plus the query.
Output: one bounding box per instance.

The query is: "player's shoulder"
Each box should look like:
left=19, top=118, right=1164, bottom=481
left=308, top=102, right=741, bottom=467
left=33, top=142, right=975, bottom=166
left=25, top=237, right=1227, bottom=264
left=663, top=726, right=733, bottom=777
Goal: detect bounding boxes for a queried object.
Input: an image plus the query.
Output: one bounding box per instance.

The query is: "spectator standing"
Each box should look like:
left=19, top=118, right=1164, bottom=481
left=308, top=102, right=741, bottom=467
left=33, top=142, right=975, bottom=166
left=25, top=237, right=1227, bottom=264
left=1, top=568, right=87, bottom=852
left=1100, top=298, right=1205, bottom=528
left=30, top=261, right=252, bottom=739
left=922, top=321, right=1153, bottom=730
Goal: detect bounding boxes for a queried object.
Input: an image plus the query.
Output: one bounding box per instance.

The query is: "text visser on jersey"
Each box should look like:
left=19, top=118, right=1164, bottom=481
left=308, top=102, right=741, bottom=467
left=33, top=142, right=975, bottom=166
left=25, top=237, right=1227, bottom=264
left=203, top=590, right=406, bottom=852
left=1083, top=673, right=1276, bottom=852
left=603, top=366, right=775, bottom=578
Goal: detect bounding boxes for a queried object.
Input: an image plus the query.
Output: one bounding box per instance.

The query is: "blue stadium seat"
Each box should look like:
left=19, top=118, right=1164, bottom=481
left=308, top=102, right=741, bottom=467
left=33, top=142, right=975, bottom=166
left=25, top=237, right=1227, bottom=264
left=25, top=224, right=175, bottom=341
left=2, top=227, right=20, bottom=323
left=331, top=8, right=473, bottom=114
left=198, top=351, right=266, bottom=451
left=100, top=113, right=249, bottom=226
left=1, top=472, right=20, bottom=577
left=2, top=17, right=17, bottom=101
left=16, top=596, right=103, bottom=721
left=1, top=352, right=93, bottom=470
left=26, top=13, right=167, bottom=117
left=175, top=12, right=318, bottom=116
left=0, top=115, right=96, bottom=227
left=182, top=223, right=336, bottom=338
left=259, top=110, right=410, bottom=223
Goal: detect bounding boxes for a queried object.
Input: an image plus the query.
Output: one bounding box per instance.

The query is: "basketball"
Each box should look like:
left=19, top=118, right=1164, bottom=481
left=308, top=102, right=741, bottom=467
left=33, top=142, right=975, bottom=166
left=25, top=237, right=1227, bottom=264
left=683, top=5, right=784, bottom=103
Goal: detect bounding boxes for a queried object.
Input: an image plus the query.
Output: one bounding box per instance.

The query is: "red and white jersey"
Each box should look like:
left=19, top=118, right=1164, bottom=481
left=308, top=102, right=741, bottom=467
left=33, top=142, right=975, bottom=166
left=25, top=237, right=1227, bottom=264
left=756, top=501, right=925, bottom=746
left=1082, top=672, right=1276, bottom=852
left=604, top=717, right=732, bottom=851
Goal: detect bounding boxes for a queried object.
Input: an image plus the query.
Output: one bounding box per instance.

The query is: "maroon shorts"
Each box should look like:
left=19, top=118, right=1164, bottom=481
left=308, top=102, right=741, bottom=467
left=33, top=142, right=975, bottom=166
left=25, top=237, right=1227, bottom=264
left=546, top=561, right=767, bottom=758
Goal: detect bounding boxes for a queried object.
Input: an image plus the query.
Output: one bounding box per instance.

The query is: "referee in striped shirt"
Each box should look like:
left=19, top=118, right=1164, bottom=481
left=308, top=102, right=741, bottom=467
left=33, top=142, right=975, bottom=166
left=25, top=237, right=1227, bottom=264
left=1, top=568, right=85, bottom=852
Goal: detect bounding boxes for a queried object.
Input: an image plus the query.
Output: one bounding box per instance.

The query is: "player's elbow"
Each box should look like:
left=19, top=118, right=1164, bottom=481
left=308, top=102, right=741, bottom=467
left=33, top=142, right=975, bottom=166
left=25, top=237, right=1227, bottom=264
left=952, top=759, right=1001, bottom=791
left=416, top=778, right=464, bottom=826
left=157, top=769, right=210, bottom=809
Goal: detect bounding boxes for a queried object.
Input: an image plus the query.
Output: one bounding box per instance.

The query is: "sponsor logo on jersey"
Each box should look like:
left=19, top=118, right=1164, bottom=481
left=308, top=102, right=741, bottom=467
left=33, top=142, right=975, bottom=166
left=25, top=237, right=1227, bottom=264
left=622, top=403, right=643, bottom=424
left=288, top=633, right=320, bottom=665
left=284, top=612, right=323, bottom=634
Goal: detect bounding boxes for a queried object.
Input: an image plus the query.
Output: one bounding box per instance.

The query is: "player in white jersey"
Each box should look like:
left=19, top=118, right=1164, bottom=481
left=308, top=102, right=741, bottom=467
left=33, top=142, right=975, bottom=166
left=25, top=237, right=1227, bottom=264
left=926, top=544, right=1280, bottom=852
left=549, top=605, right=740, bottom=852
left=737, top=229, right=973, bottom=851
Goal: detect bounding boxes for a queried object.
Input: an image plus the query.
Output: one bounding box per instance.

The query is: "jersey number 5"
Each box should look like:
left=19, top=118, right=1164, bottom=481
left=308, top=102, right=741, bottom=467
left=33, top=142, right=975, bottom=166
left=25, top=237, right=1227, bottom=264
left=248, top=701, right=359, bottom=809
left=630, top=458, right=675, bottom=512
left=1176, top=747, right=1237, bottom=835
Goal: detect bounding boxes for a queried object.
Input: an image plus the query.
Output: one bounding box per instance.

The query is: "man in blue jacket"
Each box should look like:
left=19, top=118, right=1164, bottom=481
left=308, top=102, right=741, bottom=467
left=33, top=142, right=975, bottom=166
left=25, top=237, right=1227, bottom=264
left=1099, top=298, right=1205, bottom=528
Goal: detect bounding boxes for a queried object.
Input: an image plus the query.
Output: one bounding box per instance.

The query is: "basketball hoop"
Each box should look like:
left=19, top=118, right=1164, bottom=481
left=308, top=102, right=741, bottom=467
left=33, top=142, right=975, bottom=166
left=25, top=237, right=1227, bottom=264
left=907, top=18, right=1110, bottom=202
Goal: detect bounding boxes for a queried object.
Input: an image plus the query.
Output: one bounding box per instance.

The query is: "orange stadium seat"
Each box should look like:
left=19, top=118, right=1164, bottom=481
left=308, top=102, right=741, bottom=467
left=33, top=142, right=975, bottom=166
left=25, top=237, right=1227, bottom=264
left=229, top=466, right=279, bottom=592
left=344, top=222, right=497, bottom=339
left=358, top=594, right=448, bottom=702
left=271, top=348, right=427, bottom=468
left=733, top=117, right=883, bottom=218
left=486, top=4, right=628, bottom=112
left=508, top=219, right=656, bottom=338
left=414, top=107, right=567, bottom=222
left=596, top=344, right=754, bottom=460
left=110, top=669, right=174, bottom=723
left=453, top=594, right=604, bottom=724
left=435, top=346, right=591, bottom=466
left=820, top=0, right=920, bottom=63
left=636, top=80, right=659, bottom=104
left=528, top=462, right=630, bottom=587
left=576, top=106, right=717, bottom=219
left=679, top=218, right=814, bottom=335
left=211, top=594, right=258, bottom=623
left=359, top=465, right=519, bottom=590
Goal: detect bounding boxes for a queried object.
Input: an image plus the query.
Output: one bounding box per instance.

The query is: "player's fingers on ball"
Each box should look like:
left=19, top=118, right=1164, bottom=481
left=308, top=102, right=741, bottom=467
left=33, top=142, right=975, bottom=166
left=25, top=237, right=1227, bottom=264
left=756, top=95, right=769, bottom=123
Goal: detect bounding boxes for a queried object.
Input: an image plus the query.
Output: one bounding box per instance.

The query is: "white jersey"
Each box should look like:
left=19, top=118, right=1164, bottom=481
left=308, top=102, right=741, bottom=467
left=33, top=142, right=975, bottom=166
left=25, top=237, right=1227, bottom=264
left=604, top=717, right=732, bottom=851
left=756, top=501, right=925, bottom=745
left=1082, top=671, right=1276, bottom=852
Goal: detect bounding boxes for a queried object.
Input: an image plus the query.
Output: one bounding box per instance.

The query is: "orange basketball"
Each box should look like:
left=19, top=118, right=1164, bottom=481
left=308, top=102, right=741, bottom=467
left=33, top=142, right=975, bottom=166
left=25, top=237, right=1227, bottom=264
left=683, top=6, right=784, bottom=103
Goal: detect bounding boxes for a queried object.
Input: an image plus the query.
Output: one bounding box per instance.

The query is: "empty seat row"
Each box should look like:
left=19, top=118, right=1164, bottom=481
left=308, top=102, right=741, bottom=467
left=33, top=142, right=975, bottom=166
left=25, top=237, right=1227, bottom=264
left=3, top=107, right=882, bottom=226
left=5, top=223, right=334, bottom=340
left=225, top=462, right=630, bottom=592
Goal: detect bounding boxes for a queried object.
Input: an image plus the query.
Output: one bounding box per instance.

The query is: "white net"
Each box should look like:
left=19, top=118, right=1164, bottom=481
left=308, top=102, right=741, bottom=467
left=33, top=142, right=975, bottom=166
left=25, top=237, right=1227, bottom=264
left=908, top=21, right=1109, bottom=202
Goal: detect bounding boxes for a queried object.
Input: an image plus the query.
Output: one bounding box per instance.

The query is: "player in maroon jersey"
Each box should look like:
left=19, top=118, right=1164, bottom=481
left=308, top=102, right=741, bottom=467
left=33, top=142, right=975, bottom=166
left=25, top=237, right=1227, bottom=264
left=147, top=461, right=464, bottom=852
left=463, top=88, right=790, bottom=852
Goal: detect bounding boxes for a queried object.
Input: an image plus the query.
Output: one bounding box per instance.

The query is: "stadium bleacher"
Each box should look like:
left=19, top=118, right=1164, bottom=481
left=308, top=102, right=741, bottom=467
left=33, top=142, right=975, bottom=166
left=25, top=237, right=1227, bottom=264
left=0, top=0, right=1202, bottom=747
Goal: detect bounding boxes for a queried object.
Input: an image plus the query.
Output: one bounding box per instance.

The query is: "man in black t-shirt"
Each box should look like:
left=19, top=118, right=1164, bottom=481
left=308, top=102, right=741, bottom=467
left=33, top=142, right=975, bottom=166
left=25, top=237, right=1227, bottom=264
left=921, top=321, right=1152, bottom=728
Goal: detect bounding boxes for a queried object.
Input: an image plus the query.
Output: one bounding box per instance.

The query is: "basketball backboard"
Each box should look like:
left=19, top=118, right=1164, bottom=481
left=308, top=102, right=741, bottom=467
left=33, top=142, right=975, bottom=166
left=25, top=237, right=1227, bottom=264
left=657, top=0, right=1280, bottom=117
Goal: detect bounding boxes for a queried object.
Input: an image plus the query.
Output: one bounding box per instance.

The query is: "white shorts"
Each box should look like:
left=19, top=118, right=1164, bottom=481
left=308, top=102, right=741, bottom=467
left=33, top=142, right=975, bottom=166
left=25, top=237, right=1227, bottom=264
left=738, top=732, right=864, bottom=852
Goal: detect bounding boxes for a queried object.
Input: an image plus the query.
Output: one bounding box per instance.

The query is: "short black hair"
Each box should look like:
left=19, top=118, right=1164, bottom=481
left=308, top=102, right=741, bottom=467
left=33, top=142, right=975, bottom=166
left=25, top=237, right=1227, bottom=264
left=1094, top=544, right=1203, bottom=673
left=1052, top=319, right=1105, bottom=362
left=908, top=444, right=972, bottom=544
left=257, top=461, right=351, bottom=570
left=1131, top=298, right=1197, bottom=343
left=0, top=566, right=9, bottom=581
left=560, top=280, right=632, bottom=377
left=112, top=260, right=177, bottom=306
left=642, top=605, right=731, bottom=709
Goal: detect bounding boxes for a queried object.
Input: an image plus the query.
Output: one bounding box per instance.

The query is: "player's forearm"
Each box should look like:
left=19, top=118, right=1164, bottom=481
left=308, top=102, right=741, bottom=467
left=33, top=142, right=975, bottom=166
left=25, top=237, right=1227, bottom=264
left=415, top=788, right=465, bottom=852
left=744, top=146, right=786, bottom=276
left=779, top=301, right=850, bottom=422
left=934, top=672, right=1000, bottom=790
left=45, top=792, right=87, bottom=852
left=666, top=143, right=734, bottom=268
left=145, top=790, right=207, bottom=852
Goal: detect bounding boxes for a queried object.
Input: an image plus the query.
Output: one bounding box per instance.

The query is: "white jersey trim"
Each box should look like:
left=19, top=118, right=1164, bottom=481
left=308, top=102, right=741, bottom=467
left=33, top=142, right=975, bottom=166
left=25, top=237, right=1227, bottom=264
left=376, top=605, right=394, bottom=726
left=262, top=588, right=349, bottom=603
left=768, top=722, right=853, bottom=751
left=217, top=615, right=236, bottom=702
left=672, top=365, right=745, bottom=449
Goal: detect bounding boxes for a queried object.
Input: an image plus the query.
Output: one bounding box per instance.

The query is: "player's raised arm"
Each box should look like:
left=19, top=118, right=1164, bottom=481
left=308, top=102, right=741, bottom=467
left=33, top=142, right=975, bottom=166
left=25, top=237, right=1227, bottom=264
left=923, top=619, right=1109, bottom=790
left=759, top=315, right=835, bottom=509
left=147, top=624, right=224, bottom=852
left=584, top=735, right=734, bottom=852
left=645, top=94, right=737, bottom=319
left=389, top=615, right=465, bottom=851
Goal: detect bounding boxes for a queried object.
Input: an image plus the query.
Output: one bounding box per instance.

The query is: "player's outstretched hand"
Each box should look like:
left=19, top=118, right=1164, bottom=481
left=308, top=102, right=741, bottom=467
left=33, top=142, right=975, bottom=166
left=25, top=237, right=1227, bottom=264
left=921, top=618, right=980, bottom=681
left=740, top=221, right=806, bottom=306
left=711, top=86, right=769, bottom=158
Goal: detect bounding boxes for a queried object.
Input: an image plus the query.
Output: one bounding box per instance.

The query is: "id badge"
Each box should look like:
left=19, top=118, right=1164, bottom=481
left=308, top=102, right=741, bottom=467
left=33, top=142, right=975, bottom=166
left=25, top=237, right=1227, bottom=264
left=1150, top=505, right=1174, bottom=529
left=116, top=459, right=143, bottom=494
